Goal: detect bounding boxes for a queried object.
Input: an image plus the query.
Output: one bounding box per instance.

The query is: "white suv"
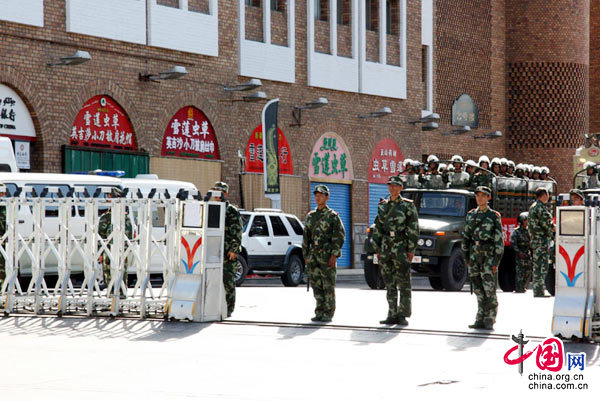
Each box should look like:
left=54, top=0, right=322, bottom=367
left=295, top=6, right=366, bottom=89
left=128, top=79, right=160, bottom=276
left=237, top=209, right=305, bottom=286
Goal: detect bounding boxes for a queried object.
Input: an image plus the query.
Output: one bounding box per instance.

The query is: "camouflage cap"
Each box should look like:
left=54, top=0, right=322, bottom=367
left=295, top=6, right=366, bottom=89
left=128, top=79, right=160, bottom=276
left=570, top=188, right=584, bottom=200
left=313, top=184, right=330, bottom=195
left=387, top=175, right=404, bottom=186
left=212, top=181, right=229, bottom=193
left=474, top=186, right=492, bottom=196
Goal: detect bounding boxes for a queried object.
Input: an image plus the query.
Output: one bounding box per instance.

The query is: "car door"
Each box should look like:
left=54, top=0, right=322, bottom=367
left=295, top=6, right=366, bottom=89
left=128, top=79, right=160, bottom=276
left=267, top=215, right=291, bottom=266
left=245, top=214, right=273, bottom=269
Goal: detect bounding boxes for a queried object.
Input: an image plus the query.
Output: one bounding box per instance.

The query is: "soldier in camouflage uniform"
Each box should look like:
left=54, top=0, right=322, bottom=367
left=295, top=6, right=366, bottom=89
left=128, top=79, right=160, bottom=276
left=510, top=212, right=532, bottom=293
left=401, top=160, right=419, bottom=188
left=371, top=176, right=419, bottom=326
left=470, top=155, right=494, bottom=189
left=98, top=188, right=132, bottom=294
left=212, top=181, right=243, bottom=317
left=302, top=185, right=345, bottom=322
left=462, top=186, right=504, bottom=330
left=447, top=155, right=470, bottom=189
left=528, top=187, right=555, bottom=297
left=570, top=188, right=585, bottom=206
left=583, top=162, right=599, bottom=189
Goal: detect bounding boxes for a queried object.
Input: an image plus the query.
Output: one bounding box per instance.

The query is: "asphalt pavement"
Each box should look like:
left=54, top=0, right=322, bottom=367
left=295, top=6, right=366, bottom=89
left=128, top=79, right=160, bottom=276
left=0, top=279, right=597, bottom=400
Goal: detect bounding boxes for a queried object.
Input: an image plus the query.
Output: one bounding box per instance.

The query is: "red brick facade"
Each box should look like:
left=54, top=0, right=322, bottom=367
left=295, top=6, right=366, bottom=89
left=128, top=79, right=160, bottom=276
left=0, top=0, right=593, bottom=263
left=506, top=0, right=589, bottom=192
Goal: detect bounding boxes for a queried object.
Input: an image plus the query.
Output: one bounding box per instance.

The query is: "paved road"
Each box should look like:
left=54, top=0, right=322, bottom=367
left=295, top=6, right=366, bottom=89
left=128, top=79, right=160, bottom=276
left=0, top=286, right=597, bottom=399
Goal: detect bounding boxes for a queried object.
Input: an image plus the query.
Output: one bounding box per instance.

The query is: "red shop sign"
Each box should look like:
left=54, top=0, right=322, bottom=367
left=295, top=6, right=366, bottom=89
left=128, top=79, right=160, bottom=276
left=245, top=125, right=293, bottom=175
left=70, top=95, right=136, bottom=150
left=368, top=138, right=404, bottom=184
left=161, top=106, right=220, bottom=159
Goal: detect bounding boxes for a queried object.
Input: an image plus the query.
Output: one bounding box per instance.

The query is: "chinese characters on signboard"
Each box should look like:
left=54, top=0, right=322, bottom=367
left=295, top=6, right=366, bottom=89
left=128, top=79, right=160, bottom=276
left=71, top=96, right=136, bottom=150
left=309, top=133, right=353, bottom=181
left=452, top=94, right=479, bottom=128
left=245, top=125, right=293, bottom=175
left=0, top=83, right=36, bottom=140
left=0, top=97, right=16, bottom=129
left=15, top=140, right=30, bottom=170
left=368, top=138, right=404, bottom=184
left=161, top=106, right=220, bottom=159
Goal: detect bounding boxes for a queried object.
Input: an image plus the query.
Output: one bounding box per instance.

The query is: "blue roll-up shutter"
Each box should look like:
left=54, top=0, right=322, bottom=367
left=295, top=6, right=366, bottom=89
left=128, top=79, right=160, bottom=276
left=368, top=183, right=389, bottom=226
left=310, top=182, right=352, bottom=268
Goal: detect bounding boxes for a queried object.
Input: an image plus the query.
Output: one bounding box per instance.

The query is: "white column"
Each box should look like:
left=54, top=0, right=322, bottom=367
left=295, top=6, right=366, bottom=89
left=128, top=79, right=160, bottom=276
left=263, top=0, right=271, bottom=44
left=330, top=0, right=337, bottom=56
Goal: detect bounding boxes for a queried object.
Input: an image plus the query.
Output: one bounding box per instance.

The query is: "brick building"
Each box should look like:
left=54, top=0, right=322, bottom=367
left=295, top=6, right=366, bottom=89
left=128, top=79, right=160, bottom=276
left=0, top=0, right=590, bottom=268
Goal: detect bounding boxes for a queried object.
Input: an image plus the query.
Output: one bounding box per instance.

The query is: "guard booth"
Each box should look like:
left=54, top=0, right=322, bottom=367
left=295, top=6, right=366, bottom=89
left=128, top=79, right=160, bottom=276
left=167, top=190, right=226, bottom=321
left=552, top=205, right=600, bottom=341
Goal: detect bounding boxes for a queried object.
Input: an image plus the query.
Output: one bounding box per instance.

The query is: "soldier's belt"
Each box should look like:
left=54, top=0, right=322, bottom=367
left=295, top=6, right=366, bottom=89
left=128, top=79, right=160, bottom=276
left=384, top=230, right=405, bottom=238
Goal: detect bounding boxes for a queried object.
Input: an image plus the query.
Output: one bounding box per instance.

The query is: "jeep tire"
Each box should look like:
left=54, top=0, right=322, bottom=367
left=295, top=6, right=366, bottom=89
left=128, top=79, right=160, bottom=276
left=428, top=276, right=444, bottom=290
left=545, top=264, right=555, bottom=296
left=281, top=254, right=303, bottom=287
left=440, top=248, right=467, bottom=291
left=498, top=250, right=516, bottom=292
left=364, top=258, right=385, bottom=289
left=234, top=255, right=249, bottom=287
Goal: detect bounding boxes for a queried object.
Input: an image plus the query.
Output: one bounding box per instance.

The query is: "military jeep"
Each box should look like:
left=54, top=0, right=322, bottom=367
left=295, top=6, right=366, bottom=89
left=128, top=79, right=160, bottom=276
left=363, top=189, right=475, bottom=291
left=363, top=177, right=557, bottom=292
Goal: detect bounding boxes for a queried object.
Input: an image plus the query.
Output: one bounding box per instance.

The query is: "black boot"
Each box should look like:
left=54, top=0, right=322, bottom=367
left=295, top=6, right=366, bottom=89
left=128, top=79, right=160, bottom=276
left=380, top=316, right=398, bottom=325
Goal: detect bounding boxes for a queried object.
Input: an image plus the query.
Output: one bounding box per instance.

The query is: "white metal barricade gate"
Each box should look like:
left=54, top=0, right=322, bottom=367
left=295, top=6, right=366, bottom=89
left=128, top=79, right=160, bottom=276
left=552, top=205, right=600, bottom=342
left=0, top=186, right=225, bottom=322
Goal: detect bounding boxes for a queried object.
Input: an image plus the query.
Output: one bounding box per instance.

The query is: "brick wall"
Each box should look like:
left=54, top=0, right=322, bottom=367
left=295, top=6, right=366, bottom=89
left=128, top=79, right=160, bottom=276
left=386, top=34, right=400, bottom=66
left=337, top=23, right=353, bottom=58
left=189, top=0, right=210, bottom=14
left=590, top=0, right=600, bottom=132
left=0, top=0, right=528, bottom=266
left=506, top=0, right=589, bottom=192
left=157, top=0, right=178, bottom=8
left=430, top=0, right=506, bottom=164
left=365, top=30, right=379, bottom=62
left=271, top=7, right=288, bottom=46
left=245, top=4, right=263, bottom=42
left=314, top=19, right=330, bottom=54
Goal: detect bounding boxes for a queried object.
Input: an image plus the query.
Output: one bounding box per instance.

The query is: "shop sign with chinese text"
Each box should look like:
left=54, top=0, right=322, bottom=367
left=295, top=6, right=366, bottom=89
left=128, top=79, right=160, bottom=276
left=15, top=140, right=30, bottom=170
left=161, top=106, right=220, bottom=159
left=0, top=84, right=36, bottom=140
left=368, top=138, right=404, bottom=184
left=309, top=132, right=353, bottom=181
left=71, top=96, right=136, bottom=150
left=245, top=124, right=293, bottom=175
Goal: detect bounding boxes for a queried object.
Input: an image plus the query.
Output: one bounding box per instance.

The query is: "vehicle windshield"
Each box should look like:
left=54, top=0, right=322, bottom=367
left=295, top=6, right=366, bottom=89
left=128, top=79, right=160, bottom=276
left=417, top=193, right=467, bottom=217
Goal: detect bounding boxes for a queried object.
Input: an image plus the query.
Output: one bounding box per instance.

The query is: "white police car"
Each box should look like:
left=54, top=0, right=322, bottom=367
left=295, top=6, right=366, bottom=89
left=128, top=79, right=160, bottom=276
left=237, top=208, right=305, bottom=286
